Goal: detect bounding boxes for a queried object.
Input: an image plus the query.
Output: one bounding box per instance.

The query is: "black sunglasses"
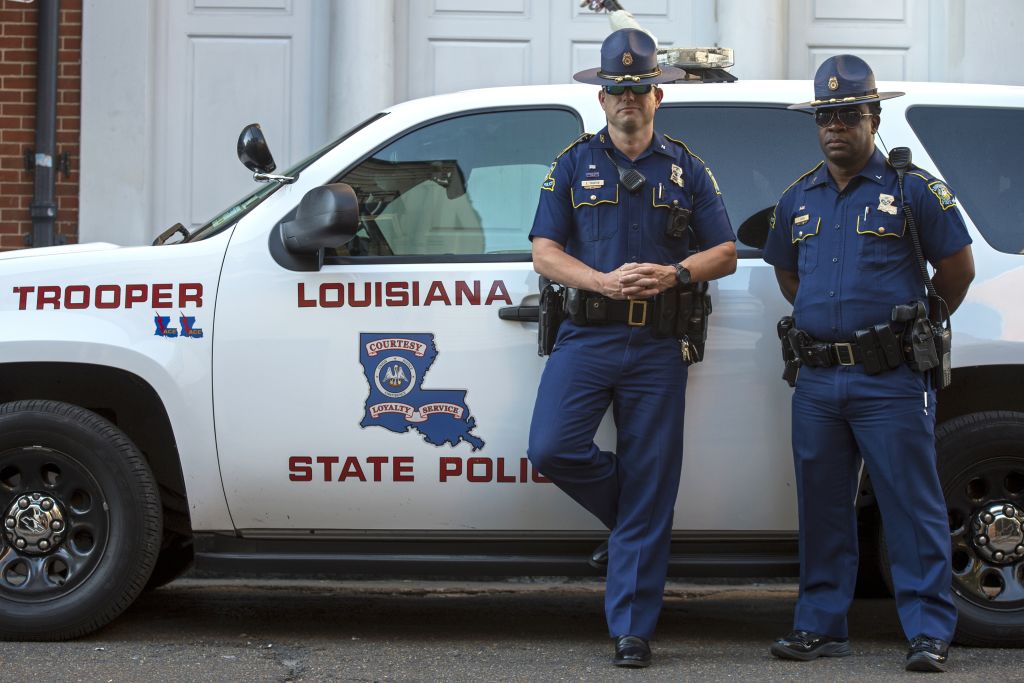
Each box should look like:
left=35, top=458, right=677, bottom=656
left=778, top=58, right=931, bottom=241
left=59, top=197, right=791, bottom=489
left=815, top=108, right=873, bottom=128
left=603, top=84, right=654, bottom=96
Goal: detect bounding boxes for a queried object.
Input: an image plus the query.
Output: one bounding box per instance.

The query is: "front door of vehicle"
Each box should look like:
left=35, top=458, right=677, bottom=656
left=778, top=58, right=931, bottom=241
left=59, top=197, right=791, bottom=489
left=213, top=107, right=597, bottom=532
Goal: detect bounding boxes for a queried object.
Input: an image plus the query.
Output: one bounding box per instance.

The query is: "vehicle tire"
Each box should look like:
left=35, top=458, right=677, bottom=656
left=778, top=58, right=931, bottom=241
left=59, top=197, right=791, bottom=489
left=937, top=411, right=1024, bottom=647
left=145, top=531, right=194, bottom=590
left=0, top=400, right=161, bottom=640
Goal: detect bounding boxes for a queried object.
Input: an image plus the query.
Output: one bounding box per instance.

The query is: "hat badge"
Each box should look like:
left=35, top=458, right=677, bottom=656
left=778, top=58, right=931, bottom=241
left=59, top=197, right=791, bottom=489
left=622, top=51, right=633, bottom=66
left=827, top=75, right=839, bottom=91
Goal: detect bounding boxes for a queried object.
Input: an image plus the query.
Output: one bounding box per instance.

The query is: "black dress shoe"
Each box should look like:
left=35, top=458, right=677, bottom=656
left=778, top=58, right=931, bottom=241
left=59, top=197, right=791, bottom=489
left=588, top=540, right=608, bottom=569
left=613, top=635, right=651, bottom=668
left=906, top=635, right=949, bottom=672
left=770, top=629, right=852, bottom=661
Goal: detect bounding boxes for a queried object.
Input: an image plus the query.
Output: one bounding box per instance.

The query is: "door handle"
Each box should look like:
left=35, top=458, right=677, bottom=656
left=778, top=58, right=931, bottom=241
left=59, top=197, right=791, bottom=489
left=498, top=305, right=539, bottom=322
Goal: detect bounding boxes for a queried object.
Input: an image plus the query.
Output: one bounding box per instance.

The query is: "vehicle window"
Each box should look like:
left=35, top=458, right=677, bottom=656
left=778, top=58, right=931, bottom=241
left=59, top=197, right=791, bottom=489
left=906, top=105, right=1024, bottom=255
left=326, top=109, right=582, bottom=262
left=189, top=113, right=387, bottom=242
left=655, top=106, right=822, bottom=256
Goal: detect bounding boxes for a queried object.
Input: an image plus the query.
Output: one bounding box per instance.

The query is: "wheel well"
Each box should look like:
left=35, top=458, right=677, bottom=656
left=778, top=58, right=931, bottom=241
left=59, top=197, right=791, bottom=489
left=0, top=362, right=191, bottom=535
left=857, top=364, right=1024, bottom=523
left=858, top=364, right=1024, bottom=505
left=938, top=364, right=1024, bottom=424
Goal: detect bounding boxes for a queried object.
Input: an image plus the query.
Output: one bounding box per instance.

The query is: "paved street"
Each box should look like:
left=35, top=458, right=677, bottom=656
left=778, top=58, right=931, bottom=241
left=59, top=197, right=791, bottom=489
left=1, top=577, right=1019, bottom=682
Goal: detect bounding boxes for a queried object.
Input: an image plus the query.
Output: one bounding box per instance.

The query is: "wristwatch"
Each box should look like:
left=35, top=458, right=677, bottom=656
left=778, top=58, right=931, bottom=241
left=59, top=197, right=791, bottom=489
left=673, top=263, right=691, bottom=287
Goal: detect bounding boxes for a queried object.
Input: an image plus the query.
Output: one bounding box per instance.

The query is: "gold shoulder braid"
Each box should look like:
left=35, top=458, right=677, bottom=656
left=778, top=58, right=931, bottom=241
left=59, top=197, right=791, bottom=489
left=556, top=133, right=594, bottom=159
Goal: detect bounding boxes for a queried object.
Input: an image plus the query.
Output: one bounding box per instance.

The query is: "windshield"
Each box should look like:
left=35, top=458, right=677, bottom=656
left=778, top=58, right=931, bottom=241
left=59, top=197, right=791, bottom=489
left=187, top=113, right=388, bottom=242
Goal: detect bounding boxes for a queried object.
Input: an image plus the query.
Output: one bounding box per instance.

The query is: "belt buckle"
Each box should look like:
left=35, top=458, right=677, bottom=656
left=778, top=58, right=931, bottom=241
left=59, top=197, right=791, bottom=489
left=834, top=342, right=855, bottom=366
left=627, top=300, right=648, bottom=327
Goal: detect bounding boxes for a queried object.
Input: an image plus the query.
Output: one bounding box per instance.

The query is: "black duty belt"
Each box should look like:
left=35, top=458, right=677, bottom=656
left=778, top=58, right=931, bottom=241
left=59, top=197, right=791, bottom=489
left=580, top=295, right=658, bottom=327
left=792, top=323, right=906, bottom=372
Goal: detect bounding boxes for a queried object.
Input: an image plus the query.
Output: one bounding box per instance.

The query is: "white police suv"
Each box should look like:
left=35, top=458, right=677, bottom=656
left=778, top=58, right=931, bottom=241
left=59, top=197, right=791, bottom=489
left=1, top=72, right=1022, bottom=645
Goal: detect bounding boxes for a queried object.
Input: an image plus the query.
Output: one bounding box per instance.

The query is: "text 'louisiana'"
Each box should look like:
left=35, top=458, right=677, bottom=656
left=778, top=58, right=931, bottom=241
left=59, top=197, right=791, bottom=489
left=298, top=280, right=512, bottom=308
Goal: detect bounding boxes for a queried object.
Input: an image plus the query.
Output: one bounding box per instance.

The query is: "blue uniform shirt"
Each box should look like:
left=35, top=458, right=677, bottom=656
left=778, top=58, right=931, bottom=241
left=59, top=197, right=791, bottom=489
left=530, top=127, right=735, bottom=273
left=763, top=148, right=971, bottom=342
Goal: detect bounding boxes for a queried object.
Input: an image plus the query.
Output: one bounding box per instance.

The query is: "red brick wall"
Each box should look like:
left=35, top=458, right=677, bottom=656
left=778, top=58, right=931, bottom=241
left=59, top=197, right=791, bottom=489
left=0, top=0, right=82, bottom=251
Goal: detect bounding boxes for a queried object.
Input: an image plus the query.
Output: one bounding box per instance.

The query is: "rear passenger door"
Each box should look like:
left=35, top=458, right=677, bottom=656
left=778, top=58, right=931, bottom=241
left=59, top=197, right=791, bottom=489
left=655, top=105, right=823, bottom=531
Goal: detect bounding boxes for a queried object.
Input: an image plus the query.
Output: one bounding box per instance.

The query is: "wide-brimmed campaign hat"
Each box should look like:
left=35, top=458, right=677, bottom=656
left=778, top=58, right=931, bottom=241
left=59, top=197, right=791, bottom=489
left=573, top=28, right=686, bottom=86
left=788, top=54, right=904, bottom=110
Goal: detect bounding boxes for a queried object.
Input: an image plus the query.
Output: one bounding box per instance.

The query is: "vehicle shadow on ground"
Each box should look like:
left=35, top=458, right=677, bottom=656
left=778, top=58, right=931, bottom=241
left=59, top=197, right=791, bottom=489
left=104, top=579, right=903, bottom=646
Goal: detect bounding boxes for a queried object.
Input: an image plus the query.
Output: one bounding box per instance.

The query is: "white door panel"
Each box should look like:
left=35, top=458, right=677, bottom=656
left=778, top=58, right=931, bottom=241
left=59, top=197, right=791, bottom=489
left=788, top=0, right=931, bottom=79
left=154, top=1, right=321, bottom=233
left=405, top=0, right=716, bottom=99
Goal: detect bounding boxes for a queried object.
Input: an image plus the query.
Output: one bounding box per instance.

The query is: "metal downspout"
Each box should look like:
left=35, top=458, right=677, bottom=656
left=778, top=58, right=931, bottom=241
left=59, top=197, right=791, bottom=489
left=29, top=0, right=60, bottom=248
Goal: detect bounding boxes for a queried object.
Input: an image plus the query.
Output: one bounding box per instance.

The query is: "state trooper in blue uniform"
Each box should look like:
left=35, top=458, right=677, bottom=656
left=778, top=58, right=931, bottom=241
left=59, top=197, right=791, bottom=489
left=527, top=29, right=736, bottom=668
left=763, top=55, right=975, bottom=673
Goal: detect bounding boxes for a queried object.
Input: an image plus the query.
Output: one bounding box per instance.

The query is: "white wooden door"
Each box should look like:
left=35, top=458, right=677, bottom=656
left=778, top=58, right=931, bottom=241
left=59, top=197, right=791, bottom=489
left=787, top=0, right=932, bottom=80
left=152, top=0, right=323, bottom=233
left=404, top=0, right=716, bottom=100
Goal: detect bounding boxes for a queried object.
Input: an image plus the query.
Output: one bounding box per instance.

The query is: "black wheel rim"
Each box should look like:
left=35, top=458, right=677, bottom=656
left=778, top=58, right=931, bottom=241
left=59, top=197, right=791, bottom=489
left=0, top=446, right=110, bottom=603
left=945, top=456, right=1024, bottom=610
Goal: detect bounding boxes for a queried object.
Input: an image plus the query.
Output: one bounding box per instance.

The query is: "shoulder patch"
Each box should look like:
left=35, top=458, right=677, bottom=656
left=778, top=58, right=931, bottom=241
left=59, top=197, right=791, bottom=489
left=927, top=180, right=957, bottom=210
left=705, top=167, right=722, bottom=195
left=555, top=133, right=594, bottom=160
left=540, top=161, right=557, bottom=192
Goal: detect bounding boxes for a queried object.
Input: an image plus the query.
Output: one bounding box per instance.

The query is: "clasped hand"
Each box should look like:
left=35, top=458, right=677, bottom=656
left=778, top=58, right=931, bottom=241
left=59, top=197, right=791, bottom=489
left=602, top=262, right=676, bottom=300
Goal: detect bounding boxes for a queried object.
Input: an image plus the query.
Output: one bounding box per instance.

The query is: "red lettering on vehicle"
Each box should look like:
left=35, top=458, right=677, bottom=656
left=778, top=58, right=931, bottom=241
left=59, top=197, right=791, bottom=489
left=485, top=280, right=512, bottom=306
left=13, top=286, right=34, bottom=310
left=125, top=284, right=148, bottom=308
left=338, top=457, right=366, bottom=482
left=439, top=457, right=461, bottom=482
left=152, top=283, right=173, bottom=308
left=394, top=456, right=414, bottom=482
left=95, top=285, right=121, bottom=309
left=179, top=283, right=203, bottom=308
left=64, top=285, right=90, bottom=309
left=288, top=456, right=313, bottom=481
left=11, top=283, right=205, bottom=310
left=316, top=455, right=340, bottom=480
left=37, top=285, right=61, bottom=309
left=385, top=281, right=409, bottom=306
left=295, top=279, right=513, bottom=309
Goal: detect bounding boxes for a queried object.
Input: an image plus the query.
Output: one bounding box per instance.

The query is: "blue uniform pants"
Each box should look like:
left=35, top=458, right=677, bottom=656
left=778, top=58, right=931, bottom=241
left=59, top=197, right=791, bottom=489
left=791, top=363, right=957, bottom=642
left=528, top=322, right=688, bottom=639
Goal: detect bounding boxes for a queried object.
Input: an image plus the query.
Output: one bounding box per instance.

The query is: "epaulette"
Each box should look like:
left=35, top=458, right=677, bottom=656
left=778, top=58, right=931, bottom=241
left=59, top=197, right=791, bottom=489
left=770, top=162, right=824, bottom=232
left=555, top=133, right=593, bottom=159
left=663, top=134, right=706, bottom=165
left=780, top=161, right=824, bottom=199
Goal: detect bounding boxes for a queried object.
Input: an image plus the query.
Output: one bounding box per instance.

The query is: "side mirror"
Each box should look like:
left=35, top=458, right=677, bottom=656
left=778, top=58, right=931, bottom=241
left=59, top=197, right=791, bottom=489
left=281, top=183, right=360, bottom=254
left=737, top=205, right=775, bottom=250
left=237, top=123, right=276, bottom=174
